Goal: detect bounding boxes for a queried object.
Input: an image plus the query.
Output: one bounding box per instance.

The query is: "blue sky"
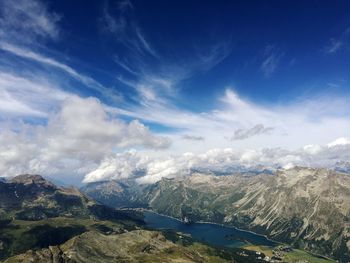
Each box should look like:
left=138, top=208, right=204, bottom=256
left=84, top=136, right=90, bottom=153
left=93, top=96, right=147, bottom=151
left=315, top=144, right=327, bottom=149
left=50, top=0, right=350, bottom=105
left=0, top=0, right=350, bottom=182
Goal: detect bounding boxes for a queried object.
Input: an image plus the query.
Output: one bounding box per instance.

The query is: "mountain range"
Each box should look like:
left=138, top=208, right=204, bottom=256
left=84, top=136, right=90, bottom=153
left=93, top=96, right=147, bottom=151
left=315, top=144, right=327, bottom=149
left=82, top=167, right=350, bottom=262
left=0, top=174, right=265, bottom=262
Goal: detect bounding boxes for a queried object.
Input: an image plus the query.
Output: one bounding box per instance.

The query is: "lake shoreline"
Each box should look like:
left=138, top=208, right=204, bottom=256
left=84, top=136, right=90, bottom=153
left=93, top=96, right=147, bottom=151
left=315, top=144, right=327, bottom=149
left=129, top=208, right=335, bottom=262
left=123, top=207, right=279, bottom=246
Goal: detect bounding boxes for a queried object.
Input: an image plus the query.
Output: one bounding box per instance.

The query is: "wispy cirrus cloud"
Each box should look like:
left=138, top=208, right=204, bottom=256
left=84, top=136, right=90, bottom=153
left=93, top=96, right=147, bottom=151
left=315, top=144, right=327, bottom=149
left=325, top=38, right=344, bottom=54
left=324, top=27, right=350, bottom=54
left=0, top=0, right=122, bottom=111
left=0, top=0, right=60, bottom=43
left=0, top=42, right=121, bottom=101
left=100, top=0, right=158, bottom=58
left=0, top=71, right=71, bottom=117
left=260, top=45, right=284, bottom=77
left=100, top=0, right=232, bottom=106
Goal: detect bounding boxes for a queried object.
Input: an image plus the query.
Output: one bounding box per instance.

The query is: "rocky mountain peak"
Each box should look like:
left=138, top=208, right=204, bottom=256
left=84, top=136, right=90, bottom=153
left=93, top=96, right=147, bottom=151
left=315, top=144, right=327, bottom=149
left=10, top=174, right=56, bottom=189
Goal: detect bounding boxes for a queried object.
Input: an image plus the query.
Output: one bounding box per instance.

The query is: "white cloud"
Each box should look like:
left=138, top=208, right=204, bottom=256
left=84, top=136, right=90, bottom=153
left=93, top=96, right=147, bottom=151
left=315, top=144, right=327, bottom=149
left=303, top=144, right=322, bottom=155
left=84, top=151, right=148, bottom=183
left=44, top=97, right=170, bottom=159
left=327, top=137, right=350, bottom=147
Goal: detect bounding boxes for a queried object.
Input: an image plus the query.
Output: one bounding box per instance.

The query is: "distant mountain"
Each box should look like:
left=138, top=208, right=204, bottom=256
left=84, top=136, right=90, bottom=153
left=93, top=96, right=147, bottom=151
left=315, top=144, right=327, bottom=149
left=140, top=168, right=350, bottom=262
left=334, top=161, right=350, bottom=173
left=81, top=179, right=148, bottom=208
left=82, top=167, right=350, bottom=262
left=191, top=164, right=275, bottom=176
left=80, top=169, right=274, bottom=209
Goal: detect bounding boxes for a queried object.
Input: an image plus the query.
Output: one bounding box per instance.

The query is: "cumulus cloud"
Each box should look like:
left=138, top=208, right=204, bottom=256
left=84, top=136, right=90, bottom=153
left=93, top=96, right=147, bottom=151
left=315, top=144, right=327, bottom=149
left=230, top=124, right=274, bottom=140
left=44, top=97, right=169, bottom=159
left=0, top=96, right=170, bottom=178
left=83, top=151, right=148, bottom=183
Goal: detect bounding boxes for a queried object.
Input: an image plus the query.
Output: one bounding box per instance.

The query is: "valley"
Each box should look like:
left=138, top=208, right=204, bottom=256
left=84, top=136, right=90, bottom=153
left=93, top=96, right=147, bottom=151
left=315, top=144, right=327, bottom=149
left=0, top=174, right=268, bottom=262
left=82, top=167, right=350, bottom=262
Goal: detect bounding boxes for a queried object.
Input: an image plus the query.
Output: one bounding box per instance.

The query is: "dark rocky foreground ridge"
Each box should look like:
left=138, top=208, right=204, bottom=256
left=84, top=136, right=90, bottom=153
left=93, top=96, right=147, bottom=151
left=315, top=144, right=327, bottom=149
left=0, top=174, right=265, bottom=263
left=82, top=167, right=350, bottom=262
left=3, top=230, right=264, bottom=263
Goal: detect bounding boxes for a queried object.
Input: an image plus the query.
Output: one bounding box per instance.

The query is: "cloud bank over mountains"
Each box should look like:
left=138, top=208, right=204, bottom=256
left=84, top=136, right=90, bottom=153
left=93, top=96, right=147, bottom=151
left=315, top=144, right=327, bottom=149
left=84, top=137, right=350, bottom=184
